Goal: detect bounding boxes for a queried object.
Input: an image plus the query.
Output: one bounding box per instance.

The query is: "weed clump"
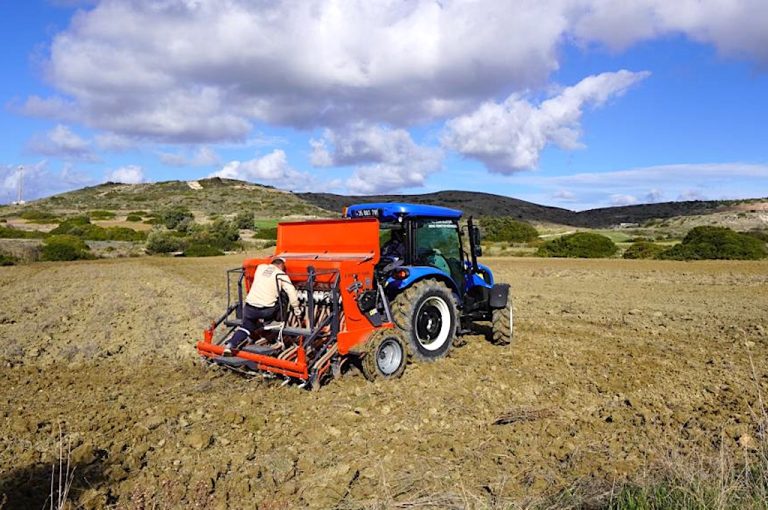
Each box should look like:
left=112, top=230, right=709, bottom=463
left=0, top=225, right=47, bottom=239
left=253, top=227, right=278, bottom=240
left=183, top=243, right=224, bottom=257
left=234, top=210, right=256, bottom=230
left=88, top=210, right=116, bottom=220
left=51, top=216, right=146, bottom=242
left=0, top=250, right=17, bottom=266
left=480, top=216, right=539, bottom=243
left=537, top=232, right=618, bottom=258
left=623, top=241, right=666, bottom=260
left=19, top=209, right=59, bottom=223
left=659, top=226, right=767, bottom=260
left=145, top=230, right=186, bottom=254
left=41, top=235, right=94, bottom=261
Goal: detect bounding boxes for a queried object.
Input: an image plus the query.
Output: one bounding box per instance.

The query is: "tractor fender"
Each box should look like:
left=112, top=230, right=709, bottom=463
left=489, top=283, right=510, bottom=309
left=385, top=266, right=462, bottom=304
left=476, top=262, right=495, bottom=286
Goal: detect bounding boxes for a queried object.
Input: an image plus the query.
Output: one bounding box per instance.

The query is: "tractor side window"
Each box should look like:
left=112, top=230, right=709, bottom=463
left=414, top=220, right=463, bottom=283
left=379, top=224, right=406, bottom=261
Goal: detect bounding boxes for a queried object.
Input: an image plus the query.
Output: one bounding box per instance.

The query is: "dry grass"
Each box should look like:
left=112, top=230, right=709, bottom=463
left=47, top=425, right=75, bottom=510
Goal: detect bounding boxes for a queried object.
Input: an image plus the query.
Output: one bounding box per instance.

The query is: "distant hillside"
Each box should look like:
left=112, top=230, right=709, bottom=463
left=4, top=178, right=765, bottom=229
left=300, top=190, right=767, bottom=228
left=299, top=190, right=577, bottom=224
left=25, top=178, right=329, bottom=217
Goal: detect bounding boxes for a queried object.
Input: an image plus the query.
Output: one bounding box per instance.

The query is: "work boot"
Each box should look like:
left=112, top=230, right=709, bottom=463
left=222, top=343, right=234, bottom=356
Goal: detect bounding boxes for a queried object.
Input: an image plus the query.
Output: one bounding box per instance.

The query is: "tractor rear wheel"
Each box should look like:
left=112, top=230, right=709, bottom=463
left=362, top=329, right=407, bottom=381
left=391, top=279, right=458, bottom=362
left=491, top=300, right=513, bottom=345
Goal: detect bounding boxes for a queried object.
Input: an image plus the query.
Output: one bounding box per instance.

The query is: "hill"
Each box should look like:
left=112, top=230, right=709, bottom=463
left=23, top=178, right=328, bottom=217
left=298, top=190, right=577, bottom=224
left=299, top=190, right=768, bottom=228
left=2, top=178, right=766, bottom=229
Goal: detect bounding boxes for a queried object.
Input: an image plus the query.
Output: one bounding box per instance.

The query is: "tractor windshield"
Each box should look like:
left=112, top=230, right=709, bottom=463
left=413, top=219, right=463, bottom=284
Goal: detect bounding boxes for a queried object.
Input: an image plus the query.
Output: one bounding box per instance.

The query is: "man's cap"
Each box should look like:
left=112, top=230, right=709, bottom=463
left=271, top=257, right=285, bottom=265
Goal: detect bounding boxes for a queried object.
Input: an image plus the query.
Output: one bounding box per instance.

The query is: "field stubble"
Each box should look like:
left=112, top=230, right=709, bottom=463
left=0, top=256, right=766, bottom=508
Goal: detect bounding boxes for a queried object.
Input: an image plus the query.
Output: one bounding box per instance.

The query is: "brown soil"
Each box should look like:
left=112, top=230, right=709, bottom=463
left=1, top=256, right=767, bottom=508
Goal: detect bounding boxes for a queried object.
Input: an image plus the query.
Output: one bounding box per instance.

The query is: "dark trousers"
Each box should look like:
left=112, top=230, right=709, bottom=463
left=227, top=303, right=277, bottom=347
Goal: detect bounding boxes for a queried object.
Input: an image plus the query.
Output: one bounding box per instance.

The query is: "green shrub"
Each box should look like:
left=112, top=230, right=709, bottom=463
left=659, top=226, right=767, bottom=260
left=157, top=206, right=194, bottom=230
left=19, top=209, right=59, bottom=222
left=0, top=250, right=17, bottom=266
left=623, top=241, right=666, bottom=260
left=145, top=229, right=187, bottom=254
left=253, top=227, right=278, bottom=240
left=183, top=243, right=224, bottom=257
left=52, top=217, right=146, bottom=241
left=143, top=217, right=162, bottom=225
left=88, top=210, right=116, bottom=220
left=126, top=214, right=143, bottom=222
left=743, top=229, right=768, bottom=243
left=50, top=216, right=91, bottom=234
left=183, top=218, right=241, bottom=251
left=479, top=217, right=539, bottom=243
left=537, top=232, right=618, bottom=258
left=234, top=210, right=256, bottom=230
left=0, top=226, right=47, bottom=239
left=41, top=235, right=93, bottom=261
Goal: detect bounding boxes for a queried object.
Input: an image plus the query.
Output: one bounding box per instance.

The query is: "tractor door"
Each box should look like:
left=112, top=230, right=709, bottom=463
left=411, top=218, right=465, bottom=287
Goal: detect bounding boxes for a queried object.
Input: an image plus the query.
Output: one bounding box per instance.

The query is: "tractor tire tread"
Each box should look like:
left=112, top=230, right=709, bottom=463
left=491, top=302, right=513, bottom=346
left=391, top=279, right=458, bottom=362
left=361, top=329, right=407, bottom=381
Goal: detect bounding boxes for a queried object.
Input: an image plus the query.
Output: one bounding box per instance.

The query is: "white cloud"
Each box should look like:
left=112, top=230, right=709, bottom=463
left=24, top=0, right=767, bottom=146
left=518, top=162, right=768, bottom=209
left=553, top=190, right=577, bottom=201
left=26, top=124, right=99, bottom=162
left=678, top=189, right=707, bottom=201
left=210, top=149, right=341, bottom=193
left=212, top=150, right=295, bottom=181
left=571, top=0, right=768, bottom=62
left=94, top=132, right=135, bottom=151
left=442, top=70, right=649, bottom=173
left=1, top=161, right=94, bottom=203
left=106, top=165, right=144, bottom=184
left=610, top=193, right=639, bottom=206
left=645, top=188, right=664, bottom=202
left=159, top=146, right=220, bottom=167
left=310, top=124, right=443, bottom=194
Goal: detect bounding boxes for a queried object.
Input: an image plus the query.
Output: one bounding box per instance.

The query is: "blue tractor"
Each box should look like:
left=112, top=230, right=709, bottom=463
left=345, top=202, right=513, bottom=362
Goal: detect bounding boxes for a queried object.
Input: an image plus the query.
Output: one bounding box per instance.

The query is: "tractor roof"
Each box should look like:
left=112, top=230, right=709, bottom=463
left=345, top=202, right=462, bottom=222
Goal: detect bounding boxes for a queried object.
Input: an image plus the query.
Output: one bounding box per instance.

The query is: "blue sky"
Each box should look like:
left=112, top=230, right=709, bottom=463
left=1, top=0, right=767, bottom=210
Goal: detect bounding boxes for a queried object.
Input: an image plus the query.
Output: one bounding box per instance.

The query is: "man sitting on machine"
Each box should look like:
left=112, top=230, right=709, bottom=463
left=223, top=257, right=301, bottom=356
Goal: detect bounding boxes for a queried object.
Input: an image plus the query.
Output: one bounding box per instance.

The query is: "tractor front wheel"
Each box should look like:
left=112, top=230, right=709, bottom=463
left=491, top=300, right=514, bottom=345
left=391, top=279, right=458, bottom=362
left=362, top=329, right=407, bottom=381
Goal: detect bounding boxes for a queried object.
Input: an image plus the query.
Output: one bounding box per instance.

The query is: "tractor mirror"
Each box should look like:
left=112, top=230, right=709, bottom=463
left=471, top=226, right=482, bottom=257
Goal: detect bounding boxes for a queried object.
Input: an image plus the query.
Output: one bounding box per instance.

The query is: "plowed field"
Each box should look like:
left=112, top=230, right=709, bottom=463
left=1, top=256, right=767, bottom=508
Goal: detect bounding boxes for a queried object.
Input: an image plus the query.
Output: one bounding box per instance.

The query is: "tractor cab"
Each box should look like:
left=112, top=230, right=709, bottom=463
left=344, top=203, right=511, bottom=357
left=345, top=203, right=484, bottom=294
